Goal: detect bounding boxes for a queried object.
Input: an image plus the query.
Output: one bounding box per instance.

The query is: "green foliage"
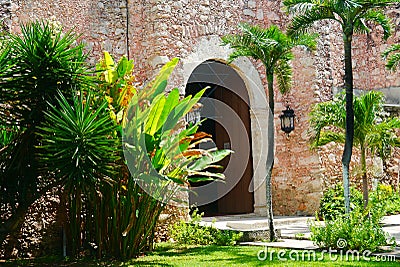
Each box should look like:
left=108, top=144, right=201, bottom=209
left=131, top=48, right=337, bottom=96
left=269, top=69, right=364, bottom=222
left=0, top=20, right=91, bottom=245
left=382, top=43, right=400, bottom=70
left=0, top=126, right=18, bottom=148
left=318, top=183, right=363, bottom=220
left=310, top=206, right=394, bottom=252
left=38, top=91, right=119, bottom=255
left=169, top=210, right=242, bottom=246
left=95, top=51, right=136, bottom=123
left=39, top=91, right=119, bottom=187
left=309, top=91, right=399, bottom=151
left=221, top=23, right=317, bottom=95
left=33, top=51, right=232, bottom=260
left=284, top=0, right=400, bottom=216
left=284, top=0, right=396, bottom=39
left=319, top=183, right=400, bottom=220
left=221, top=23, right=316, bottom=242
left=310, top=91, right=400, bottom=208
left=370, top=184, right=400, bottom=215
left=120, top=58, right=232, bottom=258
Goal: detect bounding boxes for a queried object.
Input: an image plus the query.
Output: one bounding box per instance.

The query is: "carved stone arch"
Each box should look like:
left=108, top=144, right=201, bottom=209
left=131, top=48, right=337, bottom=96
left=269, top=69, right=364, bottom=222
left=181, top=36, right=269, bottom=215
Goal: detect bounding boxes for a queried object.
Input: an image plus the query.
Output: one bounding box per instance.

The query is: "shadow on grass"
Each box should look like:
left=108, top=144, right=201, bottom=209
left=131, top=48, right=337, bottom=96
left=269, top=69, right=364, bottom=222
left=128, top=244, right=265, bottom=266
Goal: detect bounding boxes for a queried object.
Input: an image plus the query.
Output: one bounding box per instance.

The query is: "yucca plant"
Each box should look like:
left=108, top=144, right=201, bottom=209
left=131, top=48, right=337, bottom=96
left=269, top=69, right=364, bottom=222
left=0, top=20, right=91, bottom=246
left=221, top=23, right=317, bottom=241
left=38, top=91, right=119, bottom=256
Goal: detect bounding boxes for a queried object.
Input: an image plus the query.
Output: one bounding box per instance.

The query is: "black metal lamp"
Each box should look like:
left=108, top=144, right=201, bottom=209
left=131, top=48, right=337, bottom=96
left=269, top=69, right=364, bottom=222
left=279, top=106, right=295, bottom=135
left=185, top=102, right=203, bottom=125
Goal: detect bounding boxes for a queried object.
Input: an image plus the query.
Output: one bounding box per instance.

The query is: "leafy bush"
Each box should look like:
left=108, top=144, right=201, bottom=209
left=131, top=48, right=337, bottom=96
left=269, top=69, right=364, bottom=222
left=370, top=184, right=400, bottom=215
left=318, top=183, right=363, bottom=220
left=310, top=206, right=395, bottom=252
left=169, top=210, right=242, bottom=246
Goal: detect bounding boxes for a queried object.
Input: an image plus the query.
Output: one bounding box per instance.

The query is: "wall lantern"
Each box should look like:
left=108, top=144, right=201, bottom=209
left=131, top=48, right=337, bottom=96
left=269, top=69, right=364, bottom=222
left=279, top=106, right=295, bottom=135
left=185, top=102, right=203, bottom=126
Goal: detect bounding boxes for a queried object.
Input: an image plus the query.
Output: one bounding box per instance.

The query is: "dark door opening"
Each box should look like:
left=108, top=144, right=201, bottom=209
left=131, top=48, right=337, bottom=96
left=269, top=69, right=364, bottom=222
left=186, top=73, right=254, bottom=216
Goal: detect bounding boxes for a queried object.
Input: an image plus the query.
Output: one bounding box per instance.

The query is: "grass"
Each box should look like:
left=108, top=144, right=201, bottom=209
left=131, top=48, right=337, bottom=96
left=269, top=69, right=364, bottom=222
left=3, top=243, right=399, bottom=266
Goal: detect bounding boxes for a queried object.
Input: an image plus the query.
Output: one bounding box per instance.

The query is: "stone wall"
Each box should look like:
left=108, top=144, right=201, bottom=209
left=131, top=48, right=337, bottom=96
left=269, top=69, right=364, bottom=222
left=0, top=0, right=11, bottom=31
left=11, top=0, right=129, bottom=65
left=7, top=0, right=400, bottom=217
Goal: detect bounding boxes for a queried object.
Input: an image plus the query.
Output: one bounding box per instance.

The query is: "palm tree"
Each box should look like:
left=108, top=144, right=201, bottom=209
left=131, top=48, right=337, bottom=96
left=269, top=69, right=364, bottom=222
left=284, top=0, right=397, bottom=214
left=310, top=91, right=400, bottom=209
left=221, top=23, right=317, bottom=241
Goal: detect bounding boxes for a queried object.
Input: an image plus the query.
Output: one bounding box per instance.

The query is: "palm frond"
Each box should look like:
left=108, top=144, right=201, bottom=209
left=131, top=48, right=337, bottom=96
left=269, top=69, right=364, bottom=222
left=314, top=131, right=346, bottom=147
left=366, top=117, right=400, bottom=159
left=222, top=23, right=279, bottom=64
left=382, top=44, right=400, bottom=70
left=283, top=0, right=317, bottom=14
left=275, top=59, right=293, bottom=94
left=353, top=91, right=384, bottom=127
left=223, top=23, right=317, bottom=96
left=289, top=32, right=319, bottom=51
left=353, top=18, right=372, bottom=35
left=359, top=9, right=392, bottom=40
left=287, top=7, right=337, bottom=36
left=309, top=96, right=346, bottom=144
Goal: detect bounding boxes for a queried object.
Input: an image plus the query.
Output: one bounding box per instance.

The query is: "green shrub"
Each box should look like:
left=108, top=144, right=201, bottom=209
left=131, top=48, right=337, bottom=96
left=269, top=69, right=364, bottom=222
left=318, top=183, right=363, bottom=220
left=370, top=184, right=400, bottom=215
left=310, top=206, right=395, bottom=252
left=169, top=210, right=242, bottom=246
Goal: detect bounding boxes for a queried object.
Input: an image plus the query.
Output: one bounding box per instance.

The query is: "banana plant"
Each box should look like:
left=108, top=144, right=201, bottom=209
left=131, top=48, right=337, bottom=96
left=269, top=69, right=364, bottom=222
left=121, top=58, right=232, bottom=257
left=96, top=51, right=136, bottom=123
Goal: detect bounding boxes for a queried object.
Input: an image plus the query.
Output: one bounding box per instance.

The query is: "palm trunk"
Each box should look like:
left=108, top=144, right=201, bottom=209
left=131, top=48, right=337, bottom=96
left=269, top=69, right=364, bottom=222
left=342, top=33, right=354, bottom=215
left=266, top=71, right=276, bottom=241
left=361, top=144, right=369, bottom=209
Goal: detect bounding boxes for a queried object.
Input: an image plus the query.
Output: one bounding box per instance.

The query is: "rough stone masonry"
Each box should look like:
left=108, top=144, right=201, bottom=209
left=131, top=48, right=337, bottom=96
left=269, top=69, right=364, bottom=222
left=6, top=0, right=400, bottom=216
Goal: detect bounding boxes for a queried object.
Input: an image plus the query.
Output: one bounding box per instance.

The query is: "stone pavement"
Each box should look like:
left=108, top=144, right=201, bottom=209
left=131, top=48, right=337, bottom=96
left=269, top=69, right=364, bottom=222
left=201, top=213, right=400, bottom=259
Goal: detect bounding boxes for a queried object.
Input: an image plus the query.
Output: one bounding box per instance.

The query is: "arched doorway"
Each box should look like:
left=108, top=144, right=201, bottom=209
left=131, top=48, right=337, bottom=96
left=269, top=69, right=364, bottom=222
left=186, top=60, right=254, bottom=215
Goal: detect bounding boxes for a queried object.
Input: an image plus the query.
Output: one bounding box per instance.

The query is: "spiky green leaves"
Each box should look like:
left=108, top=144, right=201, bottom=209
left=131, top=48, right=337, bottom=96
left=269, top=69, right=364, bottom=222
left=0, top=20, right=91, bottom=127
left=222, top=23, right=317, bottom=95
left=284, top=0, right=396, bottom=39
left=38, top=91, right=119, bottom=190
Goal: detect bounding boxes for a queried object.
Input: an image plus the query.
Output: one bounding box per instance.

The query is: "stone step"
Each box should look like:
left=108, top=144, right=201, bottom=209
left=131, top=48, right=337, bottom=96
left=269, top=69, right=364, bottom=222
left=218, top=228, right=282, bottom=242
left=201, top=215, right=314, bottom=231
left=200, top=215, right=314, bottom=242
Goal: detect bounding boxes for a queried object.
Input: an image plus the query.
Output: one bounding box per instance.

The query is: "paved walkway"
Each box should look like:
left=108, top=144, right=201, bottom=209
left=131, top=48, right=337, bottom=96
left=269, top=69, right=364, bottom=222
left=201, top=213, right=400, bottom=259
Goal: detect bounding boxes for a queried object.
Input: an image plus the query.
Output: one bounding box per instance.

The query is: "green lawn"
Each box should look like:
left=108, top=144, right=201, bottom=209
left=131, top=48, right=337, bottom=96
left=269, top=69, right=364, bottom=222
left=4, top=243, right=399, bottom=266
left=127, top=243, right=399, bottom=267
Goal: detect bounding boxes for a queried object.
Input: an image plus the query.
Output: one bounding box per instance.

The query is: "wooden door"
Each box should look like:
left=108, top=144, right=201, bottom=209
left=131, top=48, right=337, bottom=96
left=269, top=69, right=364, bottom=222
left=214, top=86, right=254, bottom=214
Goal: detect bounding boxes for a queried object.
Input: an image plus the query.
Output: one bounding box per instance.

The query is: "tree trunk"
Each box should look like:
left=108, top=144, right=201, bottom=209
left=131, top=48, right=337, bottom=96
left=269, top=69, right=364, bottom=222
left=266, top=71, right=276, bottom=241
left=342, top=33, right=354, bottom=215
left=361, top=144, right=369, bottom=209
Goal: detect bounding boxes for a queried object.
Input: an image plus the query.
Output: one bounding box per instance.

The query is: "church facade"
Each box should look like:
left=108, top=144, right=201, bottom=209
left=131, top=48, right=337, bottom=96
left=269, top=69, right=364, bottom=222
left=3, top=0, right=400, bottom=216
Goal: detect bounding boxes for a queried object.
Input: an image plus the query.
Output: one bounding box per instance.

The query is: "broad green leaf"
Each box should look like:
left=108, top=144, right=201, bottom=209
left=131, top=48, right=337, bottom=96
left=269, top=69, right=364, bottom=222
left=156, top=88, right=180, bottom=131
left=104, top=51, right=115, bottom=68
left=145, top=94, right=166, bottom=135
left=188, top=149, right=233, bottom=171
left=149, top=57, right=179, bottom=99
